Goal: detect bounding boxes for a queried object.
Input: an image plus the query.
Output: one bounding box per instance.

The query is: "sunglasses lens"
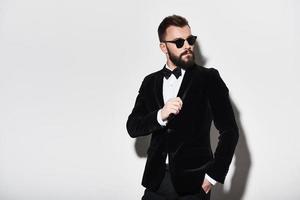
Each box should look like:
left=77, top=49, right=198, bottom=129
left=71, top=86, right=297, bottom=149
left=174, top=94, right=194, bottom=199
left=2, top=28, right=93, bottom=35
left=175, top=39, right=185, bottom=48
left=187, top=36, right=197, bottom=46
left=167, top=36, right=197, bottom=48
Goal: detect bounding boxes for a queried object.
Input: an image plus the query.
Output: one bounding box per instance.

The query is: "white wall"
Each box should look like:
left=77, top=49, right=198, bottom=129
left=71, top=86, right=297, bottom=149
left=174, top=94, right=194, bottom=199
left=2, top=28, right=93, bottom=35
left=0, top=0, right=299, bottom=199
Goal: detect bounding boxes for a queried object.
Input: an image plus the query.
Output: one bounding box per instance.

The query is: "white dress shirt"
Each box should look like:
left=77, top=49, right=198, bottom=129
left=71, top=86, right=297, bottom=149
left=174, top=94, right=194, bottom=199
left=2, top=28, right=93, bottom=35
left=156, top=64, right=217, bottom=185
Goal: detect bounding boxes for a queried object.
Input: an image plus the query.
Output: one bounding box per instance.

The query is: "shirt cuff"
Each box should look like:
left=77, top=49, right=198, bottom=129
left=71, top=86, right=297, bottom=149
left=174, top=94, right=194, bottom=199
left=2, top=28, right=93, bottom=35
left=205, top=174, right=217, bottom=185
left=157, top=109, right=167, bottom=126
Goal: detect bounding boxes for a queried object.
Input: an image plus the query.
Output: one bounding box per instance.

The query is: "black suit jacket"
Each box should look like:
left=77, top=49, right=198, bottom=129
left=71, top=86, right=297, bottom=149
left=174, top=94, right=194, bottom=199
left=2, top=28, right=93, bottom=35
left=126, top=64, right=239, bottom=195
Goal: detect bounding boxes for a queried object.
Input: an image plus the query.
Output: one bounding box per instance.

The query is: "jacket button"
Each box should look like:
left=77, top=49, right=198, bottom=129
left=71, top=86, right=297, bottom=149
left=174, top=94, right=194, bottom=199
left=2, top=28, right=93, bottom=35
left=167, top=128, right=173, bottom=133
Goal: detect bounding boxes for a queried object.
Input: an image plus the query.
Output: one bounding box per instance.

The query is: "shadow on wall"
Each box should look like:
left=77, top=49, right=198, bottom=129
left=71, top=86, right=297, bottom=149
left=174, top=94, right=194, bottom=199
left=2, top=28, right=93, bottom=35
left=210, top=101, right=251, bottom=200
left=133, top=42, right=251, bottom=200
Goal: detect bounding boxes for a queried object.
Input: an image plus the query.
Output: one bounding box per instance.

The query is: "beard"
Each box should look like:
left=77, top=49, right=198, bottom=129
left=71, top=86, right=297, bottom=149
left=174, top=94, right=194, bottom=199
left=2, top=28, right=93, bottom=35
left=167, top=48, right=195, bottom=70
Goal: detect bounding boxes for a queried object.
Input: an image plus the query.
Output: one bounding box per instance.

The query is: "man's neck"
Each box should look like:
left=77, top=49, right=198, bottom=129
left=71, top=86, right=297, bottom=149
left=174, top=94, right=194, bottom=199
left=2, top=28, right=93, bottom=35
left=166, top=61, right=177, bottom=71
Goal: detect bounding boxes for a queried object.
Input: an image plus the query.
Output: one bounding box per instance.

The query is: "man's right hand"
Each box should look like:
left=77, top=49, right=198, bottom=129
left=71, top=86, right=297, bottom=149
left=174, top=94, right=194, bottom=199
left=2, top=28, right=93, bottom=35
left=161, top=97, right=183, bottom=121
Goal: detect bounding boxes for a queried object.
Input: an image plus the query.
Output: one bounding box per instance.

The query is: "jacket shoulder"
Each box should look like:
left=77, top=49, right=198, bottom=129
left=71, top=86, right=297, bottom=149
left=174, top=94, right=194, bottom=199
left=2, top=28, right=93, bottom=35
left=144, top=68, right=162, bottom=79
left=195, top=65, right=229, bottom=93
left=138, top=68, right=163, bottom=92
left=193, top=65, right=219, bottom=75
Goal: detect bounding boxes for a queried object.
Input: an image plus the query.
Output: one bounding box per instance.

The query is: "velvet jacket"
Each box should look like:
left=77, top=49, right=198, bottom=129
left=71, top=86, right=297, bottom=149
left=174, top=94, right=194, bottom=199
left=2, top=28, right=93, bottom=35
left=126, top=64, right=239, bottom=195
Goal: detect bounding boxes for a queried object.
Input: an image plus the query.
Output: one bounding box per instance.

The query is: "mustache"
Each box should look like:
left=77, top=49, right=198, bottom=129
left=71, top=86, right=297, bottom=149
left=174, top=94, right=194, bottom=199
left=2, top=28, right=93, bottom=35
left=180, top=50, right=194, bottom=57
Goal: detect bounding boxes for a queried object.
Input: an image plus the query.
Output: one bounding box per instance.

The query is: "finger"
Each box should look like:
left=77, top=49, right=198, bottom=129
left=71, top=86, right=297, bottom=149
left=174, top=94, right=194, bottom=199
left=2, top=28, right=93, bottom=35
left=169, top=107, right=180, bottom=114
left=205, top=187, right=211, bottom=194
left=167, top=105, right=181, bottom=113
left=167, top=98, right=183, bottom=109
left=168, top=101, right=182, bottom=109
left=168, top=108, right=179, bottom=115
left=202, top=182, right=212, bottom=194
left=174, top=97, right=183, bottom=107
left=175, top=97, right=183, bottom=103
left=202, top=185, right=210, bottom=194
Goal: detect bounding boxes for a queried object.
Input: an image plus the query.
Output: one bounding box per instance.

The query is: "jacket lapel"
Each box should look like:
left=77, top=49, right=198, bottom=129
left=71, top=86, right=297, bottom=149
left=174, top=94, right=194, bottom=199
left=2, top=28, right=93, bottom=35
left=154, top=69, right=164, bottom=108
left=176, top=66, right=195, bottom=102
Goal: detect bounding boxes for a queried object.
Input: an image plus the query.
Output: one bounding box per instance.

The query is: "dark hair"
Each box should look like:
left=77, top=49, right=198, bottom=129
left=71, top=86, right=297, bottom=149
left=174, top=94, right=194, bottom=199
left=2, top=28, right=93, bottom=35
left=158, top=15, right=190, bottom=42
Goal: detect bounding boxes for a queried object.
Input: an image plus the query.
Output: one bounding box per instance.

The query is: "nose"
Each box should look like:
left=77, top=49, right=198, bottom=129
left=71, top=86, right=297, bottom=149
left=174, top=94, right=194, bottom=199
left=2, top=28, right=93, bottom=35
left=183, top=39, right=191, bottom=50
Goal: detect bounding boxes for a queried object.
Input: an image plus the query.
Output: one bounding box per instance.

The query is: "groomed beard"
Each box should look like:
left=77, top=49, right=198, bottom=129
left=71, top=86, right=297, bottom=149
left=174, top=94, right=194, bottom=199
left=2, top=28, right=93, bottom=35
left=167, top=48, right=195, bottom=70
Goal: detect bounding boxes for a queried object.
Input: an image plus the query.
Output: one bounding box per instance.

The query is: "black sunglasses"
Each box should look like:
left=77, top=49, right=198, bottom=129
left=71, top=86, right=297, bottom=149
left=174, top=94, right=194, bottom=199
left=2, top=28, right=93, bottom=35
left=162, top=35, right=197, bottom=48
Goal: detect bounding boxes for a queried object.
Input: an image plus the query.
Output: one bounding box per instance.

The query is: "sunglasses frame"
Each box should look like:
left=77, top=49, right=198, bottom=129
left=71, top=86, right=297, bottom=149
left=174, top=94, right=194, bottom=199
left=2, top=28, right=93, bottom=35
left=162, top=35, right=197, bottom=48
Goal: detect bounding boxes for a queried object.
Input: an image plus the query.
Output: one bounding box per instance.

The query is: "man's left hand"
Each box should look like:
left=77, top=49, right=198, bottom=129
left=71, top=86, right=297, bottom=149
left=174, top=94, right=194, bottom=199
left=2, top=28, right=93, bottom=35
left=201, top=178, right=212, bottom=194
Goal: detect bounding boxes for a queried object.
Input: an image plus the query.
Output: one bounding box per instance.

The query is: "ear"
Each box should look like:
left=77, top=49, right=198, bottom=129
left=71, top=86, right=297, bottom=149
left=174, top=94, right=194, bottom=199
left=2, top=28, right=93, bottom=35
left=159, top=43, right=168, bottom=54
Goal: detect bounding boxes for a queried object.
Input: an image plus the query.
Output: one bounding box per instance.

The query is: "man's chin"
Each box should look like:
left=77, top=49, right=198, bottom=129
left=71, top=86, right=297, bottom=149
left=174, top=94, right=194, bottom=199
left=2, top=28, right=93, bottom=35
left=179, top=60, right=195, bottom=70
left=168, top=50, right=195, bottom=69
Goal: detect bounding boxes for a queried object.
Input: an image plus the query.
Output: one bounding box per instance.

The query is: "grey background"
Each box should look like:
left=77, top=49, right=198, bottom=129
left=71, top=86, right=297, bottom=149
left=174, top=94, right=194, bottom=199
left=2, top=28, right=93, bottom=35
left=0, top=0, right=299, bottom=199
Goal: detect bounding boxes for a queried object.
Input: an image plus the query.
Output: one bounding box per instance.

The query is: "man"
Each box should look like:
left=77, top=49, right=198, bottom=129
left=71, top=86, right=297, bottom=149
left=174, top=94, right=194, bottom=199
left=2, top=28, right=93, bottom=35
left=126, top=15, right=239, bottom=200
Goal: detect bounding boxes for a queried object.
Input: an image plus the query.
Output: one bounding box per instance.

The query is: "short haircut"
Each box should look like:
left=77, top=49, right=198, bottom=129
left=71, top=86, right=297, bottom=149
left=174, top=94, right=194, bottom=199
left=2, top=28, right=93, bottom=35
left=158, top=15, right=190, bottom=42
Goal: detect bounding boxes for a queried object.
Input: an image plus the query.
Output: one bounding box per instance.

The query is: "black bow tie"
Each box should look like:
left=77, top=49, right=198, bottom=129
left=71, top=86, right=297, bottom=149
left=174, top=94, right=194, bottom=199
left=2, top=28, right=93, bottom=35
left=162, top=67, right=182, bottom=79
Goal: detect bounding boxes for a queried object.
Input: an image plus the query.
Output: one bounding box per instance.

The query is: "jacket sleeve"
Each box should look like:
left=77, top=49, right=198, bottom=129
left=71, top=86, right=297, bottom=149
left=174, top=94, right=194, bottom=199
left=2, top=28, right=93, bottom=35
left=205, top=68, right=239, bottom=184
left=126, top=77, right=164, bottom=138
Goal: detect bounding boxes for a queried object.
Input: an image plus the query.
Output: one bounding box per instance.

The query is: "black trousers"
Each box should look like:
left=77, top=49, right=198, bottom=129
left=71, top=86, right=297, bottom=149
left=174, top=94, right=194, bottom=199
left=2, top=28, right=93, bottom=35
left=142, top=167, right=211, bottom=200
